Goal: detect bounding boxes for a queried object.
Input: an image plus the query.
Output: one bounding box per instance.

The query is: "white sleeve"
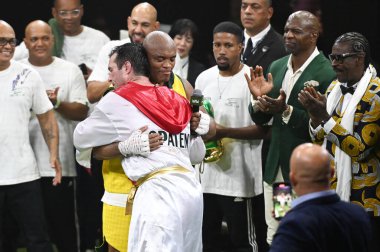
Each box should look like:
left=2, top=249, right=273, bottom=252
left=31, top=70, right=54, bottom=114
left=13, top=42, right=29, bottom=61
left=67, top=65, right=89, bottom=105
left=87, top=42, right=112, bottom=82
left=189, top=136, right=206, bottom=165
left=73, top=103, right=119, bottom=166
left=309, top=119, right=323, bottom=141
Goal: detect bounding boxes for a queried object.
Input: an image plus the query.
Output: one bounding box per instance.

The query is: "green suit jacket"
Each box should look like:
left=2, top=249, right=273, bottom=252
left=249, top=52, right=336, bottom=184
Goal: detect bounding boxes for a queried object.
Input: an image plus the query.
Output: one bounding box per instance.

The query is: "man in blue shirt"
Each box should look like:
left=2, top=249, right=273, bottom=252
left=270, top=143, right=371, bottom=252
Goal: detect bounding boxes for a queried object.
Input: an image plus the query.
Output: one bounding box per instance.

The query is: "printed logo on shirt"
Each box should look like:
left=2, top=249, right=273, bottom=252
left=10, top=68, right=31, bottom=96
left=150, top=130, right=190, bottom=149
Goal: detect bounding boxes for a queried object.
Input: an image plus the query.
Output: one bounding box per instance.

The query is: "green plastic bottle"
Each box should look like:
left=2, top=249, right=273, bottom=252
left=202, top=99, right=224, bottom=163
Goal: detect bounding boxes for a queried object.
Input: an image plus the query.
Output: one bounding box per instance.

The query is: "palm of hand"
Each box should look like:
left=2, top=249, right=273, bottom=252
left=245, top=67, right=274, bottom=98
left=249, top=77, right=273, bottom=97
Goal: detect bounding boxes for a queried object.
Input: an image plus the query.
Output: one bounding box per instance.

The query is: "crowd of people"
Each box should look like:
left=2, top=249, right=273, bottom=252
left=0, top=0, right=379, bottom=252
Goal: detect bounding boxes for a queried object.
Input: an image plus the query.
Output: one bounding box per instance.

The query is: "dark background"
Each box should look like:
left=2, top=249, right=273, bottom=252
left=2, top=0, right=380, bottom=68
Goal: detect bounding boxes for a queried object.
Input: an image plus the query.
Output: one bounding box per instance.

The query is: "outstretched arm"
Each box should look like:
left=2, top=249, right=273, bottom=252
left=36, top=109, right=61, bottom=185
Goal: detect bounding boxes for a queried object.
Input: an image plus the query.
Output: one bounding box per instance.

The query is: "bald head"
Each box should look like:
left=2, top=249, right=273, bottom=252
left=143, top=31, right=176, bottom=84
left=288, top=10, right=320, bottom=35
left=290, top=143, right=331, bottom=195
left=143, top=31, right=175, bottom=52
left=0, top=20, right=16, bottom=70
left=127, top=2, right=159, bottom=44
left=132, top=2, right=157, bottom=22
left=24, top=20, right=54, bottom=66
left=283, top=10, right=320, bottom=56
left=0, top=20, right=14, bottom=32
left=25, top=20, right=52, bottom=37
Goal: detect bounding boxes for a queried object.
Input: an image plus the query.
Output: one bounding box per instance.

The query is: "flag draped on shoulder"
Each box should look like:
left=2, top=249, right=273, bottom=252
left=115, top=82, right=192, bottom=134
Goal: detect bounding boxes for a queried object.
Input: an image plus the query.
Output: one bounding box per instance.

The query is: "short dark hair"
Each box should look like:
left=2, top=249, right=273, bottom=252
left=53, top=0, right=81, bottom=7
left=213, top=21, right=243, bottom=43
left=109, top=43, right=150, bottom=77
left=168, top=18, right=199, bottom=41
left=335, top=32, right=371, bottom=68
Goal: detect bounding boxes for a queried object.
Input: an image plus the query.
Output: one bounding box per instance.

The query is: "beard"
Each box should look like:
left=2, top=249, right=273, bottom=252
left=217, top=63, right=230, bottom=71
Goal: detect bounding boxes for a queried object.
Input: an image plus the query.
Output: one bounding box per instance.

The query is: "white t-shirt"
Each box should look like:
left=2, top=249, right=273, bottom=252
left=0, top=61, right=53, bottom=185
left=88, top=38, right=131, bottom=82
left=21, top=57, right=88, bottom=177
left=13, top=26, right=110, bottom=70
left=62, top=26, right=110, bottom=69
left=195, top=65, right=263, bottom=197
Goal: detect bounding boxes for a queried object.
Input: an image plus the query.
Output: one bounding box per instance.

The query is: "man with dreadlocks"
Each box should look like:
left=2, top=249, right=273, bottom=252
left=299, top=32, right=380, bottom=252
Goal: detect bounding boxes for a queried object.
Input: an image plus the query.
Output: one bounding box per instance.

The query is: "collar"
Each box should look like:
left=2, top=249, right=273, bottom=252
left=287, top=47, right=319, bottom=74
left=244, top=25, right=271, bottom=47
left=292, top=190, right=336, bottom=208
left=177, top=55, right=189, bottom=67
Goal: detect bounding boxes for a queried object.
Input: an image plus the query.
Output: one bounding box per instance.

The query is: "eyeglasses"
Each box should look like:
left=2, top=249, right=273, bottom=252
left=0, top=37, right=17, bottom=47
left=57, top=8, right=81, bottom=17
left=328, top=52, right=358, bottom=63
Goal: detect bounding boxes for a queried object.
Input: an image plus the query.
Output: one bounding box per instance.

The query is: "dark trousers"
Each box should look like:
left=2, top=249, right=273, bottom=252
left=41, top=177, right=79, bottom=252
left=369, top=217, right=380, bottom=252
left=251, top=193, right=269, bottom=252
left=203, top=193, right=256, bottom=252
left=0, top=179, right=53, bottom=252
left=76, top=159, right=104, bottom=251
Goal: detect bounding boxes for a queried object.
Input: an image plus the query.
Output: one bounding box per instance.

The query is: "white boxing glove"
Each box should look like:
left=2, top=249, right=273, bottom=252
left=195, top=111, right=210, bottom=135
left=118, top=129, right=150, bottom=157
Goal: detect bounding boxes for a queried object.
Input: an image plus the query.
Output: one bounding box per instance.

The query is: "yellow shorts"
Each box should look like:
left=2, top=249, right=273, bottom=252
left=103, top=203, right=131, bottom=252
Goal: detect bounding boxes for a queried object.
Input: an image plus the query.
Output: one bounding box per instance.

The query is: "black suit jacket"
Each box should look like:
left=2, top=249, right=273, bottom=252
left=244, top=27, right=287, bottom=74
left=244, top=27, right=287, bottom=172
left=187, top=57, right=206, bottom=87
left=270, top=193, right=371, bottom=252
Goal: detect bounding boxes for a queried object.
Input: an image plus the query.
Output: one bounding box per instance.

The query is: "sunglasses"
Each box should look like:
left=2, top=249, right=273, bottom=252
left=328, top=52, right=358, bottom=63
left=0, top=37, right=17, bottom=47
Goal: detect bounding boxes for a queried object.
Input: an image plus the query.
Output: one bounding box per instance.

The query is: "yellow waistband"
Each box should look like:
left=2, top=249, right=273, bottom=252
left=125, top=165, right=189, bottom=215
left=134, top=165, right=189, bottom=186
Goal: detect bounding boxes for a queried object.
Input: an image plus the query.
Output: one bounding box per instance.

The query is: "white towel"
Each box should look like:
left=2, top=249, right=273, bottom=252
left=325, top=64, right=376, bottom=201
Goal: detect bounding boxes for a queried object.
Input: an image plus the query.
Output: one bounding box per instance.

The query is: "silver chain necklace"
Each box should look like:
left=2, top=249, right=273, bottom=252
left=217, top=63, right=243, bottom=99
left=217, top=74, right=233, bottom=99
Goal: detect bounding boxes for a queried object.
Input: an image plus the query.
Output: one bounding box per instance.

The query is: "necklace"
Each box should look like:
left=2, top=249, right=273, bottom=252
left=217, top=63, right=243, bottom=99
left=217, top=74, right=233, bottom=99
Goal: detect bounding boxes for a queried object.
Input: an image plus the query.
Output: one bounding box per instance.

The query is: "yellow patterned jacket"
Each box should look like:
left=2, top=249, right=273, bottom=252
left=312, top=77, right=380, bottom=217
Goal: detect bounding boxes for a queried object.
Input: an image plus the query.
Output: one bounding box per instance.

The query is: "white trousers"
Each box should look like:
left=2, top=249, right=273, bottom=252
left=263, top=169, right=284, bottom=244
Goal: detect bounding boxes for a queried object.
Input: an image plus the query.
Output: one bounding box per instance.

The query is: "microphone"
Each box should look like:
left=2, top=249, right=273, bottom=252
left=190, top=89, right=203, bottom=112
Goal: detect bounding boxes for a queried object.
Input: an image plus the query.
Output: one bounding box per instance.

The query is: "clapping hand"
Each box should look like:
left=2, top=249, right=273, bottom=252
left=257, top=89, right=287, bottom=114
left=298, top=87, right=330, bottom=126
left=245, top=65, right=274, bottom=99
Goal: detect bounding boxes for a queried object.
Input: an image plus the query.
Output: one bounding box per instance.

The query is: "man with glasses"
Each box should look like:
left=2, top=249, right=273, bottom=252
left=14, top=0, right=110, bottom=80
left=299, top=32, right=380, bottom=252
left=0, top=20, right=61, bottom=252
left=247, top=10, right=336, bottom=244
